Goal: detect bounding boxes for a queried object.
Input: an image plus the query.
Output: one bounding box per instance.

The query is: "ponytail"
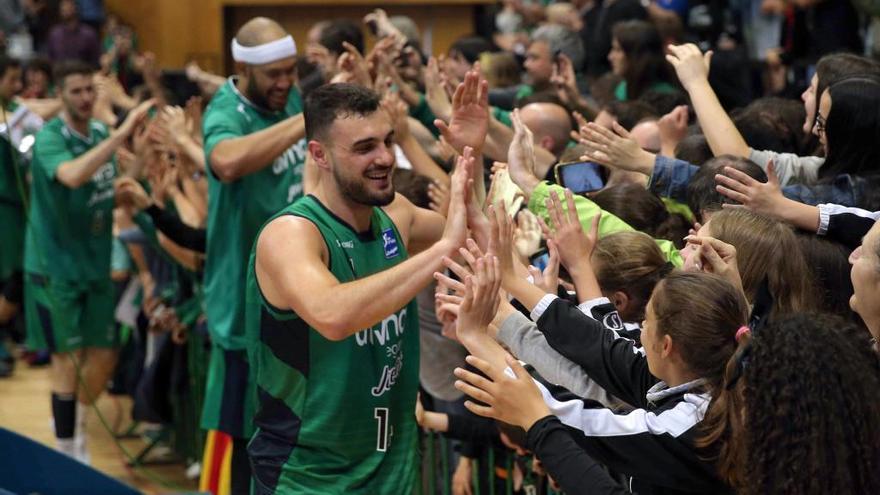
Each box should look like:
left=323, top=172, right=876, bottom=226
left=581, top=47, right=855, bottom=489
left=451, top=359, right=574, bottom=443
left=698, top=334, right=751, bottom=488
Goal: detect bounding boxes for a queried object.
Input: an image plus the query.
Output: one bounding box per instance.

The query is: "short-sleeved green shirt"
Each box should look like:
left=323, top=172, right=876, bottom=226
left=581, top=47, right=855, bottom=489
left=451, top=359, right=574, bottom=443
left=24, top=117, right=116, bottom=281
left=202, top=78, right=307, bottom=350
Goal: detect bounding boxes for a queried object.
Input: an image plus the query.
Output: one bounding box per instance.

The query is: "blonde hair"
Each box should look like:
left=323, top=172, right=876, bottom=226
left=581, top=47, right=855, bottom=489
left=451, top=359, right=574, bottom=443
left=592, top=231, right=671, bottom=321
left=707, top=209, right=817, bottom=319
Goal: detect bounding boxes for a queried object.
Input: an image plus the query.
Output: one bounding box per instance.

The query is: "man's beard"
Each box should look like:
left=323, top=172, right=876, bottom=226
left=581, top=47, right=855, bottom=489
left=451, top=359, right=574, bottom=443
left=331, top=159, right=396, bottom=207
left=245, top=76, right=272, bottom=109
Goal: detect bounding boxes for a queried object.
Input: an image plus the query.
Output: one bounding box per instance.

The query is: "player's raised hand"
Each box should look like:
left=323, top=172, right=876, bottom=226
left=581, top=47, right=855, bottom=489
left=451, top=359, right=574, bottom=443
left=116, top=98, right=156, bottom=138
left=441, top=147, right=474, bottom=252
left=434, top=67, right=489, bottom=155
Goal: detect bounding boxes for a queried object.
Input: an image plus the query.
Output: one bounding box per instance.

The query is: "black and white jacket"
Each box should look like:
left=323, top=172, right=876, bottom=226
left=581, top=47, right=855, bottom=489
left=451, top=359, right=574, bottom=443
left=817, top=203, right=880, bottom=250
left=526, top=294, right=730, bottom=495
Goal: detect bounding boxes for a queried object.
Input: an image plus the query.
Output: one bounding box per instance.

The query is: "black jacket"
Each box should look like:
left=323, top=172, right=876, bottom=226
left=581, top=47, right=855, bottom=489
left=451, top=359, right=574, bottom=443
left=528, top=296, right=731, bottom=495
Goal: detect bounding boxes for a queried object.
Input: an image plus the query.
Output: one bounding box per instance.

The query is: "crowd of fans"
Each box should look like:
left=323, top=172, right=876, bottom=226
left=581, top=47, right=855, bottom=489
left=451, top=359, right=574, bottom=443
left=2, top=0, right=880, bottom=494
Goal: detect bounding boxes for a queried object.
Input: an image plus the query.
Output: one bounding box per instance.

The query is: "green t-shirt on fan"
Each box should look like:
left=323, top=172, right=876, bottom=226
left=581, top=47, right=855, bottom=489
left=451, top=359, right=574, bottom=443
left=25, top=117, right=116, bottom=281
left=245, top=195, right=420, bottom=494
left=202, top=78, right=307, bottom=350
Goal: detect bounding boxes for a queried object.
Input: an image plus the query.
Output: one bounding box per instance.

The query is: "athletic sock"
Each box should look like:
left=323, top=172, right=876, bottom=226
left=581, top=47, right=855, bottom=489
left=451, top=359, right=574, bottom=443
left=75, top=402, right=91, bottom=464
left=51, top=392, right=77, bottom=456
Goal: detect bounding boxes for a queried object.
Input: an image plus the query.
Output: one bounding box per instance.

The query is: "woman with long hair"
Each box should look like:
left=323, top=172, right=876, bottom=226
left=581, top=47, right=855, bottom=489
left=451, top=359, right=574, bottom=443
left=718, top=313, right=880, bottom=493
left=681, top=209, right=818, bottom=322
left=609, top=20, right=677, bottom=101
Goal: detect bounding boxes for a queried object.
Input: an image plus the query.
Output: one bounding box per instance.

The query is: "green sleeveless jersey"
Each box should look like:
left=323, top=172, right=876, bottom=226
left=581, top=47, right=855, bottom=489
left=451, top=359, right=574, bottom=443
left=24, top=117, right=115, bottom=281
left=203, top=78, right=307, bottom=350
left=246, top=195, right=420, bottom=494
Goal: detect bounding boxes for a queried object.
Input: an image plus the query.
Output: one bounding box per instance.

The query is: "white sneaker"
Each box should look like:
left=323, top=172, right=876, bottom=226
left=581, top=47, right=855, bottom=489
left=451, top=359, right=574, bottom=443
left=74, top=402, right=91, bottom=465
left=73, top=431, right=91, bottom=465
left=56, top=437, right=77, bottom=458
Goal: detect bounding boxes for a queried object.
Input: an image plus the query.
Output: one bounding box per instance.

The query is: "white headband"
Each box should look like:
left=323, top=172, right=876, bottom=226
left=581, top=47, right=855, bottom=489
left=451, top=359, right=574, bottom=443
left=231, top=35, right=297, bottom=65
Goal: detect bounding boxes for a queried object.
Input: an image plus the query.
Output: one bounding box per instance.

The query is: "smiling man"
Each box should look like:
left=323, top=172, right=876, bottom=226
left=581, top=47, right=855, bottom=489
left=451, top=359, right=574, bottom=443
left=23, top=60, right=152, bottom=463
left=200, top=17, right=308, bottom=494
left=245, top=83, right=472, bottom=494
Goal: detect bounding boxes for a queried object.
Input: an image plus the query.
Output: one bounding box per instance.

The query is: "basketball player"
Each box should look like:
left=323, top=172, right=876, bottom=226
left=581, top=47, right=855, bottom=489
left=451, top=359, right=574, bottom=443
left=200, top=17, right=308, bottom=492
left=24, top=60, right=153, bottom=462
left=244, top=82, right=475, bottom=493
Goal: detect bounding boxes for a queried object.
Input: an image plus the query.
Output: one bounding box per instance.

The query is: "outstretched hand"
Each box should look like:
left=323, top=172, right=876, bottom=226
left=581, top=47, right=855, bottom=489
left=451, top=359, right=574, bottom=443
left=666, top=44, right=712, bottom=92
left=527, top=239, right=559, bottom=294
left=487, top=202, right=518, bottom=287
left=425, top=56, right=453, bottom=122
left=538, top=189, right=598, bottom=275
left=434, top=68, right=489, bottom=155
left=578, top=121, right=655, bottom=176
left=507, top=108, right=541, bottom=196
left=658, top=105, right=689, bottom=156
left=452, top=247, right=502, bottom=342
left=441, top=147, right=475, bottom=252
left=714, top=161, right=787, bottom=219
left=117, top=98, right=156, bottom=138
left=453, top=354, right=551, bottom=431
left=684, top=235, right=744, bottom=297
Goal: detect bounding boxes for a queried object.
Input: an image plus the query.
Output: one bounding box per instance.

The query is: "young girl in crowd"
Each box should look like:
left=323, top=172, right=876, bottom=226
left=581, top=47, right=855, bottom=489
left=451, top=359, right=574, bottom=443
left=682, top=209, right=817, bottom=323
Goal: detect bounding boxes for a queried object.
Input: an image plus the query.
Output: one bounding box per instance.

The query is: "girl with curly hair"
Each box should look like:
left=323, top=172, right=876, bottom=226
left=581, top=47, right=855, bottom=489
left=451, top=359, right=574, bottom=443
left=716, top=312, right=880, bottom=494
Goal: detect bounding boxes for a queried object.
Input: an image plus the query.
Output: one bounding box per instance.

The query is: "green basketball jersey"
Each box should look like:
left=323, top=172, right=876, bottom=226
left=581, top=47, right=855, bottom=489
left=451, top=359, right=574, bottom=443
left=24, top=117, right=115, bottom=281
left=246, top=195, right=420, bottom=494
left=203, top=78, right=307, bottom=350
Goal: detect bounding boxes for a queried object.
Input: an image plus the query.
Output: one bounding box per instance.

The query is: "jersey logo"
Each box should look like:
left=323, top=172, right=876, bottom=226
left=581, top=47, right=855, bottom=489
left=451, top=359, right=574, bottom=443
left=602, top=311, right=625, bottom=331
left=382, top=228, right=399, bottom=259
left=371, top=344, right=404, bottom=397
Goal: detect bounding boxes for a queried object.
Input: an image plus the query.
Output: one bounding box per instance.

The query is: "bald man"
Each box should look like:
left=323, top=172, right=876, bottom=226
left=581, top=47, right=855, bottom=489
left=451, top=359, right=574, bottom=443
left=200, top=17, right=307, bottom=493
left=519, top=102, right=573, bottom=160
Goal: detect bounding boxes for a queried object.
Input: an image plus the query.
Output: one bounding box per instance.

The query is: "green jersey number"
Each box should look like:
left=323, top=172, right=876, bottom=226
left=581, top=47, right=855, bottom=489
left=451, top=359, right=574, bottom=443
left=374, top=407, right=390, bottom=452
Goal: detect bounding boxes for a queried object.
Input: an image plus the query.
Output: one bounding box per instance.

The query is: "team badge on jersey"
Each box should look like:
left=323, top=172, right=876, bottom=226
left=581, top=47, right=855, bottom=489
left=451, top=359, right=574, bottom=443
left=381, top=228, right=399, bottom=259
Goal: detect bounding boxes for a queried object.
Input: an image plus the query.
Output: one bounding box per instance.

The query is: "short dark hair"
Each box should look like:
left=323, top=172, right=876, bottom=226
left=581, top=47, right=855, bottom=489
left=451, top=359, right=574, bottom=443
left=53, top=60, right=95, bottom=88
left=674, top=133, right=712, bottom=165
left=393, top=169, right=432, bottom=209
left=449, top=36, right=495, bottom=64
left=731, top=97, right=805, bottom=155
left=304, top=83, right=381, bottom=141
left=0, top=56, right=21, bottom=79
left=592, top=183, right=691, bottom=248
left=25, top=57, right=52, bottom=78
left=603, top=100, right=657, bottom=130
left=686, top=155, right=766, bottom=221
left=319, top=20, right=364, bottom=56
left=638, top=88, right=689, bottom=117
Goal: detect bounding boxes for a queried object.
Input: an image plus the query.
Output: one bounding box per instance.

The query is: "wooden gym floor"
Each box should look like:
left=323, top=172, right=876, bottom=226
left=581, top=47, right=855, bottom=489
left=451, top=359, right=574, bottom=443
left=0, top=363, right=198, bottom=495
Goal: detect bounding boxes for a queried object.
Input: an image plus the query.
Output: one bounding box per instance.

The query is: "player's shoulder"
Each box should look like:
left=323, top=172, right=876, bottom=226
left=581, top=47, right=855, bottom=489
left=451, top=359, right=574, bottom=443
left=89, top=118, right=110, bottom=137
left=203, top=81, right=243, bottom=119
left=258, top=212, right=324, bottom=257
left=36, top=116, right=64, bottom=136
